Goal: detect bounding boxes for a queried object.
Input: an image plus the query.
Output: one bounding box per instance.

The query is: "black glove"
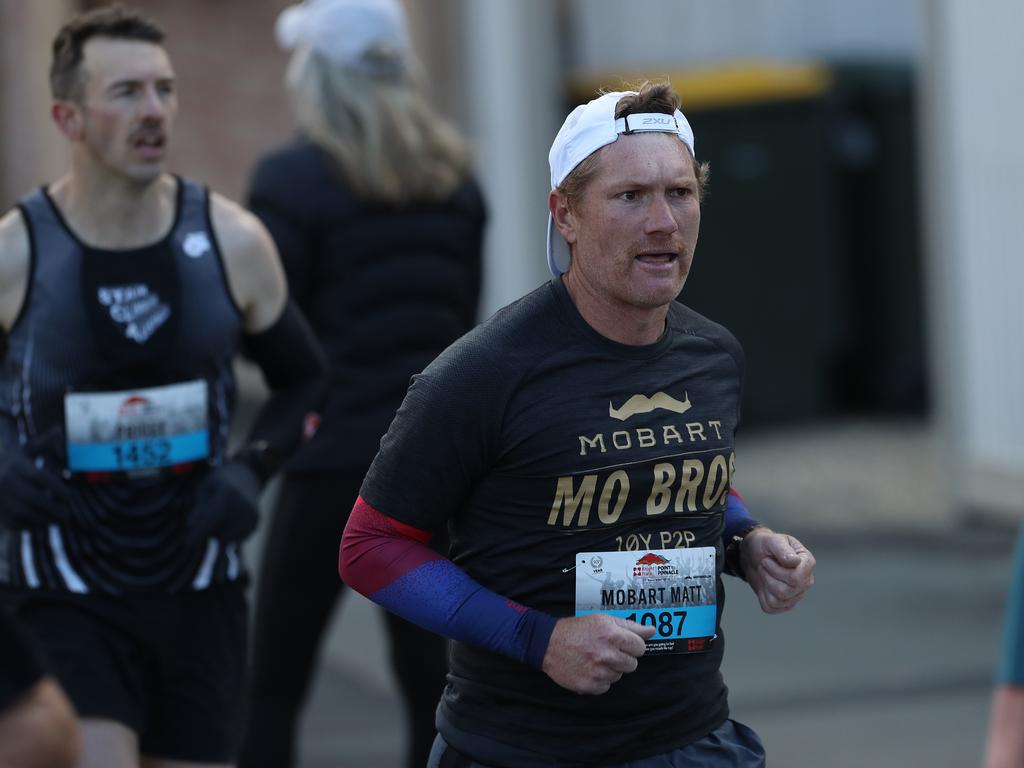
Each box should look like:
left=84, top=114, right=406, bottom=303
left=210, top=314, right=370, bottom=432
left=185, top=460, right=262, bottom=546
left=0, top=429, right=71, bottom=528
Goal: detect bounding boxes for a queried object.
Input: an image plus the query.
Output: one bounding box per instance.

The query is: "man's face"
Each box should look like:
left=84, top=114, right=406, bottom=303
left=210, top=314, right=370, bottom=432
left=72, top=37, right=177, bottom=183
left=564, top=133, right=701, bottom=313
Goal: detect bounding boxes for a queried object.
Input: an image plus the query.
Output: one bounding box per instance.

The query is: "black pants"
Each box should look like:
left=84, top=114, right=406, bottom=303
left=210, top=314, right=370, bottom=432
left=237, top=470, right=449, bottom=768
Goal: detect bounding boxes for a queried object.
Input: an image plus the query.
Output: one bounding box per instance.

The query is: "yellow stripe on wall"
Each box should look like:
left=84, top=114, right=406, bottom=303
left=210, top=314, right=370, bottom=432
left=567, top=60, right=834, bottom=111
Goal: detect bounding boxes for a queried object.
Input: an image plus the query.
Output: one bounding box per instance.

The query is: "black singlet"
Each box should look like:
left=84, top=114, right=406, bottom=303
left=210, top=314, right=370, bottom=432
left=0, top=179, right=244, bottom=594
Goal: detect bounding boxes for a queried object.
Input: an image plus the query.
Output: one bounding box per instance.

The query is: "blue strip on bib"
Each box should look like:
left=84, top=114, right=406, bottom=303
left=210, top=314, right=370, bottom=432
left=67, top=431, right=209, bottom=472
left=576, top=604, right=717, bottom=639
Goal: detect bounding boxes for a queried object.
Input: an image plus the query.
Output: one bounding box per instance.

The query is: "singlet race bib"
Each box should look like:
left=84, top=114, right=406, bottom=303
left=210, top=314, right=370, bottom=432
left=575, top=547, right=717, bottom=654
left=64, top=380, right=209, bottom=473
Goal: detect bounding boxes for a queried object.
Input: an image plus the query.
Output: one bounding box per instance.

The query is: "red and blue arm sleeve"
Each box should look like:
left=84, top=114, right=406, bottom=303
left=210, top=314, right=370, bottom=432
left=339, top=497, right=557, bottom=669
left=723, top=488, right=759, bottom=542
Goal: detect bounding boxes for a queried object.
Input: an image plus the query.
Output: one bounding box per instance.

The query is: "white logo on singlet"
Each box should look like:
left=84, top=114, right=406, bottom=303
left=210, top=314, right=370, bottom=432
left=182, top=231, right=211, bottom=258
left=97, top=283, right=171, bottom=344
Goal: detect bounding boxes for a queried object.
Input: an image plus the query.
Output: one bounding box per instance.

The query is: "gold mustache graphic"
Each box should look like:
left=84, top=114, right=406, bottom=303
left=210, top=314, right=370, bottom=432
left=608, top=391, right=691, bottom=421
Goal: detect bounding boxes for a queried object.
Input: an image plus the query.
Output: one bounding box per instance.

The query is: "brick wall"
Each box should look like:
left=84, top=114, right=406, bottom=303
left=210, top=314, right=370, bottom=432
left=120, top=0, right=295, bottom=204
left=0, top=0, right=467, bottom=208
left=0, top=0, right=73, bottom=208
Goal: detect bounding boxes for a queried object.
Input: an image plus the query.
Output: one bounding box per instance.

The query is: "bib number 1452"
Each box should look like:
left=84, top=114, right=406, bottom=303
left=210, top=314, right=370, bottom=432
left=111, top=439, right=172, bottom=469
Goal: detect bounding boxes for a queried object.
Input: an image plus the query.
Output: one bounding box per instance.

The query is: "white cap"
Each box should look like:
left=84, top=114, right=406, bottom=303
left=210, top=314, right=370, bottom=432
left=546, top=91, right=696, bottom=277
left=274, top=0, right=410, bottom=75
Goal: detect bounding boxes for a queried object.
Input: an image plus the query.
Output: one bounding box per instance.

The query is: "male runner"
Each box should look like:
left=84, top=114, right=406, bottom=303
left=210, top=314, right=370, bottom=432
left=0, top=6, right=326, bottom=767
left=341, top=83, right=816, bottom=766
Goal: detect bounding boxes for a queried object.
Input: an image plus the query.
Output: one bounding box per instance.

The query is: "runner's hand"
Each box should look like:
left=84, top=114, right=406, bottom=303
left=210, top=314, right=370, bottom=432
left=742, top=529, right=816, bottom=613
left=0, top=429, right=71, bottom=528
left=541, top=614, right=655, bottom=695
left=185, top=460, right=261, bottom=545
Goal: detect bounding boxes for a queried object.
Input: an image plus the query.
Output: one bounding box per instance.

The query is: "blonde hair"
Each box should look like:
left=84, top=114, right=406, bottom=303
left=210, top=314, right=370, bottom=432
left=285, top=45, right=473, bottom=205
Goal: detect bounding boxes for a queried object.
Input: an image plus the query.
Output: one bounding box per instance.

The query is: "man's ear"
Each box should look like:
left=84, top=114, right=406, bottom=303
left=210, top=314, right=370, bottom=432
left=51, top=100, right=83, bottom=141
left=549, top=189, right=578, bottom=247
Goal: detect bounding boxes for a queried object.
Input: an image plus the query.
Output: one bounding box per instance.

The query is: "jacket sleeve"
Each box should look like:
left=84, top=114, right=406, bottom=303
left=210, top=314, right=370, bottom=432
left=246, top=155, right=317, bottom=310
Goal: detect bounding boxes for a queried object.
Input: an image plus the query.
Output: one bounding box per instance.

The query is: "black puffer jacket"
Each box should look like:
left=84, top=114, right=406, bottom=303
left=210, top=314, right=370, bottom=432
left=247, top=137, right=485, bottom=472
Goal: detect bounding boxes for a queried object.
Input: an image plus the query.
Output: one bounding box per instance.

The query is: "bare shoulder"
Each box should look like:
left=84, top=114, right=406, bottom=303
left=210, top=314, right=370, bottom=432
left=0, top=208, right=31, bottom=331
left=209, top=191, right=286, bottom=333
left=209, top=192, right=273, bottom=258
left=0, top=207, right=29, bottom=265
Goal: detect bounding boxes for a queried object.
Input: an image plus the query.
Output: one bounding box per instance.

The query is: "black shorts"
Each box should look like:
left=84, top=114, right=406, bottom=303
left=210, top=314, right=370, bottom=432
left=6, top=582, right=247, bottom=762
left=428, top=719, right=765, bottom=767
left=0, top=605, right=46, bottom=711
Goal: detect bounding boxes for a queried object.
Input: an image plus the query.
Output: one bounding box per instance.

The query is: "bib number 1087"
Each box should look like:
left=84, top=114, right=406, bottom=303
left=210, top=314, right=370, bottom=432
left=626, top=610, right=687, bottom=638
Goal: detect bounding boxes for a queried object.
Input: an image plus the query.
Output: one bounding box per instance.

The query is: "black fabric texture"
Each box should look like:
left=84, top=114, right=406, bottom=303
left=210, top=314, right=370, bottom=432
left=0, top=605, right=46, bottom=711
left=238, top=471, right=448, bottom=768
left=240, top=299, right=327, bottom=391
left=245, top=137, right=485, bottom=472
left=430, top=719, right=765, bottom=768
left=7, top=583, right=247, bottom=761
left=0, top=429, right=71, bottom=528
left=361, top=278, right=745, bottom=765
left=236, top=300, right=329, bottom=482
left=185, top=459, right=261, bottom=544
left=0, top=178, right=245, bottom=593
left=239, top=135, right=479, bottom=768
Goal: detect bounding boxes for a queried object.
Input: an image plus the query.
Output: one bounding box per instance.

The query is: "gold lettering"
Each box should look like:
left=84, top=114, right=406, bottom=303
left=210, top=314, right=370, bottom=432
left=611, top=431, right=632, bottom=450
left=728, top=452, right=736, bottom=484
left=579, top=434, right=606, bottom=456
left=674, top=459, right=705, bottom=513
left=662, top=425, right=684, bottom=445
left=646, top=463, right=676, bottom=516
left=597, top=470, right=629, bottom=524
left=657, top=530, right=697, bottom=548
left=636, top=428, right=655, bottom=448
left=685, top=422, right=706, bottom=441
left=547, top=475, right=597, bottom=526
left=703, top=454, right=729, bottom=509
left=709, top=420, right=723, bottom=440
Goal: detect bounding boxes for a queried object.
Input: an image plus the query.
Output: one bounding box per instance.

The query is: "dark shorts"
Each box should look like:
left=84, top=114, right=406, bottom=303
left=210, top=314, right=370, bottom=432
left=4, top=582, right=247, bottom=762
left=427, top=719, right=766, bottom=768
left=0, top=605, right=46, bottom=711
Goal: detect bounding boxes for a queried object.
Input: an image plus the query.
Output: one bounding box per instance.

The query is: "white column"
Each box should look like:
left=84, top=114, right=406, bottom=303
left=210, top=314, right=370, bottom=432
left=462, top=0, right=562, bottom=318
left=920, top=0, right=1024, bottom=519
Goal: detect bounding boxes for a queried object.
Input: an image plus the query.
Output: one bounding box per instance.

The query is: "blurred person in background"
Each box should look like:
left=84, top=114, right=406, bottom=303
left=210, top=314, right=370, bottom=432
left=236, top=1, right=484, bottom=767
left=0, top=606, right=80, bottom=768
left=0, top=5, right=326, bottom=766
left=340, top=82, right=815, bottom=767
left=984, top=525, right=1024, bottom=768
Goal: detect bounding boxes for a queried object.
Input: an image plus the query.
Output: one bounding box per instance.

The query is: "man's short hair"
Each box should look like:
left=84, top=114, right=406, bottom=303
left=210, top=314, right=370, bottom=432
left=559, top=81, right=710, bottom=210
left=50, top=4, right=165, bottom=102
left=612, top=82, right=683, bottom=122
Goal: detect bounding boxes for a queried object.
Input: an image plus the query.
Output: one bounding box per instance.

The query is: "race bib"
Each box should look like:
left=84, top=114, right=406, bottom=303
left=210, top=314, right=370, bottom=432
left=575, top=547, right=717, bottom=654
left=64, top=380, right=209, bottom=473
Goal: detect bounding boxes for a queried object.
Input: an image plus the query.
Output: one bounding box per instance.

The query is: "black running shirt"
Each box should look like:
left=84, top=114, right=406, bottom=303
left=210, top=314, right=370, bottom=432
left=361, top=278, right=745, bottom=765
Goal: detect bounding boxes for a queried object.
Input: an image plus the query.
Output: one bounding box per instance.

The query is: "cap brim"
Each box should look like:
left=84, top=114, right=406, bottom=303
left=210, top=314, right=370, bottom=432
left=546, top=213, right=571, bottom=277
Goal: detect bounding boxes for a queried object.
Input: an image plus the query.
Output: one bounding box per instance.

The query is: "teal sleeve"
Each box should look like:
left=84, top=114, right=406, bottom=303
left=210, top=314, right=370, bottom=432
left=998, top=525, right=1024, bottom=683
